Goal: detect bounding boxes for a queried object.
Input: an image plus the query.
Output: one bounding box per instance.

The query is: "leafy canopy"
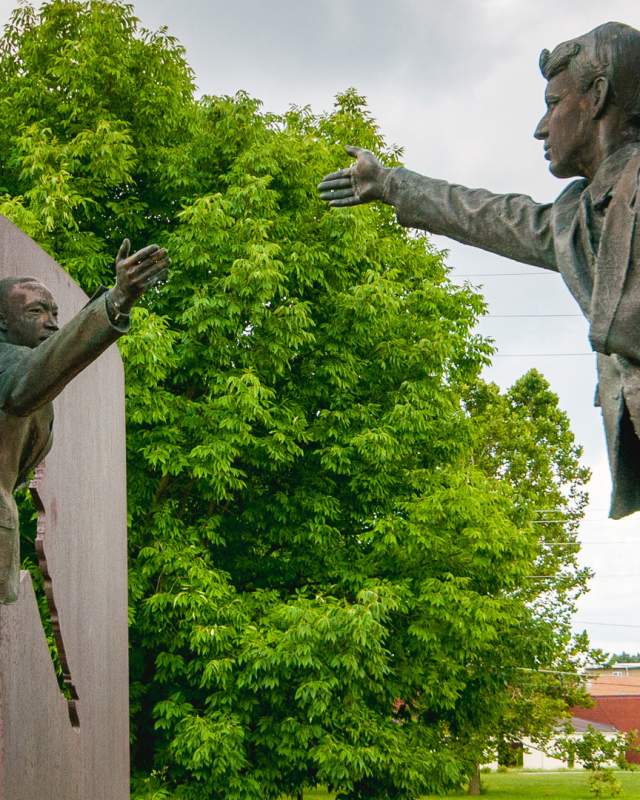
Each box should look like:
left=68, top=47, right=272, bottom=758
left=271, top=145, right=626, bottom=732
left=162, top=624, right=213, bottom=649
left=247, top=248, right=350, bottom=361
left=0, top=3, right=592, bottom=799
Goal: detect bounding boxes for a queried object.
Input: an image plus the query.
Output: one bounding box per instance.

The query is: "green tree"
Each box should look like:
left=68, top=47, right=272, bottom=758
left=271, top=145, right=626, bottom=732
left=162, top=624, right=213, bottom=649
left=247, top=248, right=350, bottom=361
left=459, top=373, right=592, bottom=794
left=0, top=3, right=592, bottom=798
left=0, top=0, right=195, bottom=287
left=550, top=726, right=637, bottom=798
left=610, top=653, right=640, bottom=663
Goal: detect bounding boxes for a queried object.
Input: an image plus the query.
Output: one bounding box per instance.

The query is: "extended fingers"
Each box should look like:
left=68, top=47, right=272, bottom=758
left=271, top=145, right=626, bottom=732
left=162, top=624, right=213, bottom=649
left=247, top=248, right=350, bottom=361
left=143, top=267, right=169, bottom=289
left=141, top=254, right=170, bottom=276
left=318, top=176, right=352, bottom=191
left=319, top=187, right=356, bottom=201
left=319, top=166, right=352, bottom=183
left=328, top=196, right=363, bottom=207
left=134, top=263, right=169, bottom=290
left=119, top=243, right=161, bottom=268
left=318, top=172, right=356, bottom=204
left=128, top=251, right=169, bottom=278
left=116, top=238, right=131, bottom=263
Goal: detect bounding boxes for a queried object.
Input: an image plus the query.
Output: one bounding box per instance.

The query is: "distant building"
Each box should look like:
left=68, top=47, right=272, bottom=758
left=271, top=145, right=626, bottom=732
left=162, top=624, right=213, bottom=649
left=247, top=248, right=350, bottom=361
left=587, top=662, right=640, bottom=697
left=571, top=663, right=640, bottom=764
left=484, top=717, right=619, bottom=772
left=483, top=663, right=640, bottom=772
left=524, top=717, right=619, bottom=770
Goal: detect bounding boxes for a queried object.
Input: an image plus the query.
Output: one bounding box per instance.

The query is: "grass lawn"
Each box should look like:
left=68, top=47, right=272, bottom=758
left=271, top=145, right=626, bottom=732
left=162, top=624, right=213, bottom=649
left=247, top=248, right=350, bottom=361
left=294, top=770, right=640, bottom=798
left=430, top=770, right=640, bottom=799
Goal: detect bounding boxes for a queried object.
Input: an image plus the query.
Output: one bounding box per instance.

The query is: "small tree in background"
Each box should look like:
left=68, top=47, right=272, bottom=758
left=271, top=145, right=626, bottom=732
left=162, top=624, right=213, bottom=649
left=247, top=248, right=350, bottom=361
left=0, top=3, right=593, bottom=798
left=610, top=653, right=640, bottom=664
left=550, top=726, right=637, bottom=798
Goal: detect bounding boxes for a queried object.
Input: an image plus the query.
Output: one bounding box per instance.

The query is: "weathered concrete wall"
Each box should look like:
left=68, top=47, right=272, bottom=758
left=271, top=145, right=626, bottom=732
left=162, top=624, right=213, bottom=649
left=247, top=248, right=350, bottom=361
left=0, top=216, right=129, bottom=800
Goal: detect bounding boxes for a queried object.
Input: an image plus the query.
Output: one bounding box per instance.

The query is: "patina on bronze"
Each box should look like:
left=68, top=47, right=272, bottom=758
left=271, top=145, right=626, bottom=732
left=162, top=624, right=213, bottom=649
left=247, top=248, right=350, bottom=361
left=0, top=238, right=169, bottom=603
left=319, top=21, right=640, bottom=519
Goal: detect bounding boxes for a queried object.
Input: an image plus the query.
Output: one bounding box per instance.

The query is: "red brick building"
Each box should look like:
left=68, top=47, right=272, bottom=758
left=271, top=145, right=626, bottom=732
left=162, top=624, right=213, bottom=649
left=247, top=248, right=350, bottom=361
left=571, top=664, right=640, bottom=764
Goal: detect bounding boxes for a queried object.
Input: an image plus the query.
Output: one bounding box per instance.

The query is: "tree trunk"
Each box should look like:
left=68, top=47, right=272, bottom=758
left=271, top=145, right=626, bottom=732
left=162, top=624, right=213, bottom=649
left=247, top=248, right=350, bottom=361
left=467, top=763, right=482, bottom=796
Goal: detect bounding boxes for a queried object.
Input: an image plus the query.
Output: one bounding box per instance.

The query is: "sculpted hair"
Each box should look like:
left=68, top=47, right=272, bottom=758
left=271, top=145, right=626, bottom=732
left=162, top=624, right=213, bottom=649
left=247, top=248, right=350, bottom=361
left=0, top=277, right=42, bottom=312
left=540, top=21, right=640, bottom=128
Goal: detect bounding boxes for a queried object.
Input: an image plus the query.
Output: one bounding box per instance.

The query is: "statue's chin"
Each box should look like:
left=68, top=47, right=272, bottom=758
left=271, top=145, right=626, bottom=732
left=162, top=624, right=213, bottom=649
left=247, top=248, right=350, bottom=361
left=548, top=161, right=565, bottom=178
left=548, top=158, right=584, bottom=180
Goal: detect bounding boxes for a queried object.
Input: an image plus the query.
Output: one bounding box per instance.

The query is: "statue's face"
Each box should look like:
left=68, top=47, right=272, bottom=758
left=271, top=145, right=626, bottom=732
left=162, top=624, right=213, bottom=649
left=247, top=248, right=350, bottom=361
left=534, top=68, right=595, bottom=179
left=1, top=282, right=59, bottom=348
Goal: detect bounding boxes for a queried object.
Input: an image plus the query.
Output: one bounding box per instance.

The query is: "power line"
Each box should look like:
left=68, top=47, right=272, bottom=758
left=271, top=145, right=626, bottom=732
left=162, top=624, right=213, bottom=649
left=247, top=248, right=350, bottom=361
left=478, top=314, right=583, bottom=325
left=516, top=667, right=584, bottom=677
left=575, top=621, right=640, bottom=629
left=536, top=508, right=610, bottom=512
left=537, top=519, right=615, bottom=523
left=446, top=275, right=590, bottom=349
left=539, top=520, right=625, bottom=525
left=529, top=575, right=640, bottom=579
left=515, top=668, right=640, bottom=690
left=526, top=676, right=640, bottom=691
left=452, top=272, right=558, bottom=277
left=542, top=541, right=639, bottom=546
left=536, top=521, right=626, bottom=525
left=538, top=543, right=579, bottom=547
left=494, top=352, right=593, bottom=357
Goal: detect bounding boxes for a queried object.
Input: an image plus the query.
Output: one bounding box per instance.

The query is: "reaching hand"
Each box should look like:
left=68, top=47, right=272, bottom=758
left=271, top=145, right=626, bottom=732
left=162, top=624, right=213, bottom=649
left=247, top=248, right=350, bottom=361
left=317, top=145, right=390, bottom=207
left=108, top=239, right=170, bottom=317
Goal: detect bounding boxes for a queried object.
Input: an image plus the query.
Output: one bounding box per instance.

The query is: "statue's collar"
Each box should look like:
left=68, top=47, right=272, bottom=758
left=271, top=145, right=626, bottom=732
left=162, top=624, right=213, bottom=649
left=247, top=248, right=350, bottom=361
left=589, top=142, right=640, bottom=210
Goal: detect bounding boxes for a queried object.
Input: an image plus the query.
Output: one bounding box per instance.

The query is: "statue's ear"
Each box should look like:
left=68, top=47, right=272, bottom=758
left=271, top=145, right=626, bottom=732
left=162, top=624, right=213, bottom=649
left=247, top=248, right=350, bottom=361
left=591, top=76, right=611, bottom=120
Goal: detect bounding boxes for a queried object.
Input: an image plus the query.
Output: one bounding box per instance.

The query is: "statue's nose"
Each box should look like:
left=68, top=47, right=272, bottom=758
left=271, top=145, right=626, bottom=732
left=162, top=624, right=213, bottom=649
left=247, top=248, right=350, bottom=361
left=533, top=116, right=548, bottom=140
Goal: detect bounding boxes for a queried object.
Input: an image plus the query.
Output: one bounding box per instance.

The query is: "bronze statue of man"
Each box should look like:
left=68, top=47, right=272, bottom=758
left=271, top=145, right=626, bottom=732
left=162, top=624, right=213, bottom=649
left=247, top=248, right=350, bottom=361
left=319, top=21, right=640, bottom=520
left=0, top=239, right=169, bottom=603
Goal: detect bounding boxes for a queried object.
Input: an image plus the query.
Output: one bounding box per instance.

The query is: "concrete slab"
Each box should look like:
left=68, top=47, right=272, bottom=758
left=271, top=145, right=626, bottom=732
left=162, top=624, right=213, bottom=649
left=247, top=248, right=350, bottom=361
left=0, top=216, right=129, bottom=800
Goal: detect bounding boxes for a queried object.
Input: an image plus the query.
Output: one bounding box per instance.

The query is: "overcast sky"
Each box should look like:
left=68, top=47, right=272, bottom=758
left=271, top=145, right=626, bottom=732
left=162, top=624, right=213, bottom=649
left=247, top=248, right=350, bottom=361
left=2, top=0, right=640, bottom=654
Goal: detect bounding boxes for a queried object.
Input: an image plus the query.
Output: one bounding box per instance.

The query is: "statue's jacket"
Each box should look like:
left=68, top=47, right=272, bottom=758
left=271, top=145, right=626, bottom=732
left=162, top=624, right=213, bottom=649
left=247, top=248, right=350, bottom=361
left=0, top=292, right=127, bottom=601
left=385, top=142, right=640, bottom=518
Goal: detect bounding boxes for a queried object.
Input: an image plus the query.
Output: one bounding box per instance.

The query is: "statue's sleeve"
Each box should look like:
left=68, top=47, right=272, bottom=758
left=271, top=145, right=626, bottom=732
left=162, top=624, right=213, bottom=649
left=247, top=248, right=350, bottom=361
left=0, top=293, right=128, bottom=417
left=384, top=167, right=557, bottom=271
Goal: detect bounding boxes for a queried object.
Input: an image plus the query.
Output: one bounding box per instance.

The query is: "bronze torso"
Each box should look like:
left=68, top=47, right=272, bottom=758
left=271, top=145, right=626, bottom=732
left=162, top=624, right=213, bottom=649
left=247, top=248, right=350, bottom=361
left=0, top=295, right=126, bottom=602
